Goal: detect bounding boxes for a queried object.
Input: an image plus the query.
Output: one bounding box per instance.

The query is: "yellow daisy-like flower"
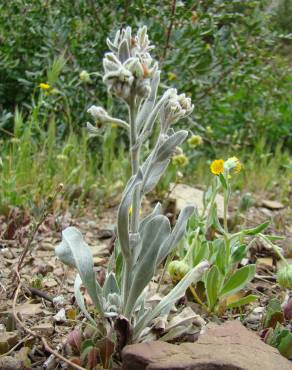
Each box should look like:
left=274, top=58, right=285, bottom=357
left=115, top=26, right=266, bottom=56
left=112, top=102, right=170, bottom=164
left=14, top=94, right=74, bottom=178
left=210, top=159, right=225, bottom=175
left=39, top=83, right=50, bottom=90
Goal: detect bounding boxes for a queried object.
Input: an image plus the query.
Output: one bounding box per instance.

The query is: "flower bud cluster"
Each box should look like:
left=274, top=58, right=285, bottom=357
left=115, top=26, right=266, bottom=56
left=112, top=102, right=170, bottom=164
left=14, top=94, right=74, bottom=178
left=103, top=26, right=157, bottom=101
left=160, top=89, right=193, bottom=130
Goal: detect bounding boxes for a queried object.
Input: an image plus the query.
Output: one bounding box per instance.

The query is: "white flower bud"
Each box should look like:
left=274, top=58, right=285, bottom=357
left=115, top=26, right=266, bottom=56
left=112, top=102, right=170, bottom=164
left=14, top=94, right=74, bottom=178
left=160, top=89, right=193, bottom=129
left=87, top=106, right=111, bottom=123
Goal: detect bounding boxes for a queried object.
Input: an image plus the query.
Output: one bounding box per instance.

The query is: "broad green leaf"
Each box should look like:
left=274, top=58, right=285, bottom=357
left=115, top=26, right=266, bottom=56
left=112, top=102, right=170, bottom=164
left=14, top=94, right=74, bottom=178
left=80, top=339, right=95, bottom=362
left=262, top=298, right=284, bottom=329
left=227, top=294, right=257, bottom=308
left=219, top=173, right=227, bottom=190
left=208, top=203, right=224, bottom=233
left=215, top=239, right=227, bottom=275
left=219, top=265, right=256, bottom=298
left=206, top=265, right=221, bottom=311
left=231, top=244, right=248, bottom=264
left=193, top=240, right=209, bottom=266
left=278, top=330, right=292, bottom=359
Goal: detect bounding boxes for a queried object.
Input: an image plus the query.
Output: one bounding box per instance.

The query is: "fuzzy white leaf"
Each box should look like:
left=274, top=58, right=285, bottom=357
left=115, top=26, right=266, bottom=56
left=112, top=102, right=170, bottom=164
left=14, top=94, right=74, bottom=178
left=56, top=227, right=104, bottom=314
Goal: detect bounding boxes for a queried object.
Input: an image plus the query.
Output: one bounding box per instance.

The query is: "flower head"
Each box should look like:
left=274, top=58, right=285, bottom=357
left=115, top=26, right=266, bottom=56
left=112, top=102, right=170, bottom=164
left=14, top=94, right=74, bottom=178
left=160, top=89, right=193, bottom=129
left=172, top=153, right=189, bottom=167
left=210, top=159, right=225, bottom=175
left=79, top=70, right=91, bottom=83
left=224, top=156, right=242, bottom=173
left=187, top=135, right=203, bottom=148
left=103, top=26, right=157, bottom=101
left=168, top=260, right=190, bottom=282
left=39, top=83, right=50, bottom=90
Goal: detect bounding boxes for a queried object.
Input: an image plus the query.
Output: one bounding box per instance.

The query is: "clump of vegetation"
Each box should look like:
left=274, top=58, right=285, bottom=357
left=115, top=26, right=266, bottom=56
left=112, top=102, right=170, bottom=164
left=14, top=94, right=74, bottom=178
left=262, top=298, right=292, bottom=359
left=55, top=27, right=209, bottom=356
left=167, top=156, right=274, bottom=314
left=0, top=1, right=291, bottom=210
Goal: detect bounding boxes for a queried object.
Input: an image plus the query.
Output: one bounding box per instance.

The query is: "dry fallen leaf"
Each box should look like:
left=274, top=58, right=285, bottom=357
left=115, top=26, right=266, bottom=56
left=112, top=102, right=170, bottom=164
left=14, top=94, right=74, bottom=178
left=14, top=301, right=43, bottom=316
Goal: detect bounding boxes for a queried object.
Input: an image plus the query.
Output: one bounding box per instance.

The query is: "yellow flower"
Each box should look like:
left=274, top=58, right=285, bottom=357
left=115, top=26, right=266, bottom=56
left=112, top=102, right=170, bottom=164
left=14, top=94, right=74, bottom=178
left=39, top=83, right=50, bottom=90
left=210, top=159, right=225, bottom=175
left=187, top=135, right=203, bottom=148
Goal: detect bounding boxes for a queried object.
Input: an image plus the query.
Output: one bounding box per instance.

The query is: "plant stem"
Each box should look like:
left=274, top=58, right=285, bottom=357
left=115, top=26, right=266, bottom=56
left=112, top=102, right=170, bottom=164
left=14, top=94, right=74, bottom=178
left=129, top=100, right=140, bottom=233
left=223, top=190, right=228, bottom=233
left=189, top=285, right=209, bottom=312
left=122, top=99, right=141, bottom=314
left=156, top=251, right=175, bottom=293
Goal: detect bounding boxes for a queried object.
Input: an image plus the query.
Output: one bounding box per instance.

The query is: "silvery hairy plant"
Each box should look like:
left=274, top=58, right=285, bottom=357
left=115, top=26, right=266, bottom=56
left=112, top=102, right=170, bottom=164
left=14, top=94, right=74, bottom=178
left=55, top=26, right=209, bottom=344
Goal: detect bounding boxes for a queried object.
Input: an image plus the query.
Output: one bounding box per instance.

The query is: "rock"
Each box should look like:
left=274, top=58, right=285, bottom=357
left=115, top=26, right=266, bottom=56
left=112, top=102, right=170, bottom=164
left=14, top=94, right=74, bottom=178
left=0, top=356, right=24, bottom=370
left=0, top=332, right=18, bottom=354
left=170, top=184, right=225, bottom=219
left=53, top=295, right=66, bottom=308
left=262, top=200, right=284, bottom=210
left=53, top=308, right=66, bottom=323
left=122, top=321, right=292, bottom=370
left=31, top=323, right=54, bottom=336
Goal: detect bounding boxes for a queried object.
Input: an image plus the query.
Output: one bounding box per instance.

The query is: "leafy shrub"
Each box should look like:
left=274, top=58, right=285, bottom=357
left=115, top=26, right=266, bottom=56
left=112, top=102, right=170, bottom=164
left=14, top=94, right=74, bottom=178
left=1, top=0, right=291, bottom=150
left=167, top=157, right=279, bottom=314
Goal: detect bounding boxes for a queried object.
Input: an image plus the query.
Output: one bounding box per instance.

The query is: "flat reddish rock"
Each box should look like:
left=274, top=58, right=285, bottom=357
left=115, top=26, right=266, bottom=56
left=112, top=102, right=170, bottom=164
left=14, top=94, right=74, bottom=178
left=122, top=321, right=292, bottom=370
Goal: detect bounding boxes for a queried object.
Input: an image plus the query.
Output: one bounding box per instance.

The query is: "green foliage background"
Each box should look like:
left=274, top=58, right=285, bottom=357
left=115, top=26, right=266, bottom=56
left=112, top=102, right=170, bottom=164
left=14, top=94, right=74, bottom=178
left=0, top=0, right=291, bottom=209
